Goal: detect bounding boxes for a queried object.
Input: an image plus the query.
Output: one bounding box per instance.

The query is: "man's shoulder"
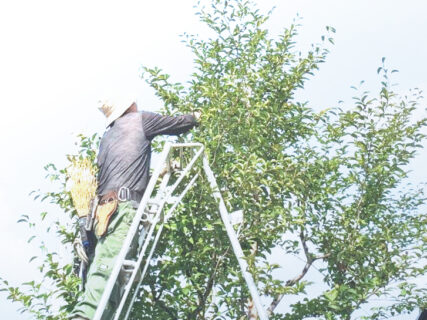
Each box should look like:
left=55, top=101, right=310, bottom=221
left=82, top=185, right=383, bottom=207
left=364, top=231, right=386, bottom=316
left=140, top=110, right=158, bottom=118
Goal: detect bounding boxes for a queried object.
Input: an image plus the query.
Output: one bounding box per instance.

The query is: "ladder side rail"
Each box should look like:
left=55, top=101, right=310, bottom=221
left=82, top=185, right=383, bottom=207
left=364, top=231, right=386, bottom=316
left=119, top=173, right=200, bottom=320
left=162, top=145, right=204, bottom=200
left=151, top=152, right=173, bottom=204
left=144, top=170, right=172, bottom=223
left=111, top=204, right=163, bottom=319
left=136, top=171, right=172, bottom=262
left=202, top=156, right=269, bottom=320
left=149, top=145, right=203, bottom=223
left=163, top=173, right=199, bottom=222
left=92, top=143, right=173, bottom=320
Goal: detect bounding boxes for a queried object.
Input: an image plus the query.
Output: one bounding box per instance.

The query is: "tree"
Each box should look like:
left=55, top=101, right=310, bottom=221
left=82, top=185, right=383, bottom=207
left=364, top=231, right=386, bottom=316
left=1, top=0, right=426, bottom=319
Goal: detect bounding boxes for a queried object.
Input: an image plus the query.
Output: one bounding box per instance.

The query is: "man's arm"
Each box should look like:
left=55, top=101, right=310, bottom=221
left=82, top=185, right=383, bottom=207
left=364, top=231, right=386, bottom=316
left=142, top=111, right=199, bottom=140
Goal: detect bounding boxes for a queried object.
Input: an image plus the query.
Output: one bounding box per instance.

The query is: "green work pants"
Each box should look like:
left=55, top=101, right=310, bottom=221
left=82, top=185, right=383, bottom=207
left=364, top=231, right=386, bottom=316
left=72, top=201, right=137, bottom=320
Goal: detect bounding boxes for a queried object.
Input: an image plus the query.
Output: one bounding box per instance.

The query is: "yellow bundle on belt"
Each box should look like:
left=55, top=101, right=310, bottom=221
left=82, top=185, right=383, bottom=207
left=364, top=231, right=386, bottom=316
left=67, top=158, right=98, bottom=218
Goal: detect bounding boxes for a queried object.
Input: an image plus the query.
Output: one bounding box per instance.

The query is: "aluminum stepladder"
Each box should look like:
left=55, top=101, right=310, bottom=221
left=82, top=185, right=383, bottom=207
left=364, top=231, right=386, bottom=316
left=92, top=142, right=269, bottom=320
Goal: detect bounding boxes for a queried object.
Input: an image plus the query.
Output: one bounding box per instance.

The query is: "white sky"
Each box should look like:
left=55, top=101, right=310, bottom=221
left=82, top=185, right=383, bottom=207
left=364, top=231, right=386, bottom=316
left=0, top=1, right=426, bottom=319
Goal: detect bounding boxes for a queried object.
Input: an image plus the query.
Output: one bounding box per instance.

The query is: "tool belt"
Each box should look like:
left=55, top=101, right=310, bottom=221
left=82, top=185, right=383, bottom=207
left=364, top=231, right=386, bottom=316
left=95, top=187, right=142, bottom=237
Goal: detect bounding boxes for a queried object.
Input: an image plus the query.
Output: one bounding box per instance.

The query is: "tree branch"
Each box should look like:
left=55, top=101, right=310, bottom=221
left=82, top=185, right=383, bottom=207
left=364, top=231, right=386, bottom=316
left=190, top=247, right=230, bottom=319
left=247, top=241, right=258, bottom=320
left=189, top=261, right=217, bottom=319
left=150, top=283, right=178, bottom=319
left=267, top=229, right=330, bottom=315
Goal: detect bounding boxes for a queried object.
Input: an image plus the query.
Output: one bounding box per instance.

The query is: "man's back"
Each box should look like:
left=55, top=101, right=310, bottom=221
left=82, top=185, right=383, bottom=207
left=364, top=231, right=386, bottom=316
left=97, top=111, right=197, bottom=196
left=97, top=112, right=150, bottom=195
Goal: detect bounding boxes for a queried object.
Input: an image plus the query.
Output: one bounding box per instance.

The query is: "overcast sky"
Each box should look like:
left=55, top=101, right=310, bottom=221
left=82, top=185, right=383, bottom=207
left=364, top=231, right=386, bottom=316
left=0, top=1, right=426, bottom=319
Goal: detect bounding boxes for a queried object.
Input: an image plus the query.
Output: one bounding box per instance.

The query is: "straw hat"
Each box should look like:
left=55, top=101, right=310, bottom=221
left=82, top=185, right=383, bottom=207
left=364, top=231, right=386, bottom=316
left=97, top=96, right=136, bottom=128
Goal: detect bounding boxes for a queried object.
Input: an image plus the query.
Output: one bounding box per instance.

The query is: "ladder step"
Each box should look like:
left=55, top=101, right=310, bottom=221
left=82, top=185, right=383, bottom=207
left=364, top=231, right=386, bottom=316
left=147, top=199, right=160, bottom=207
left=144, top=207, right=158, bottom=215
left=145, top=200, right=160, bottom=214
left=119, top=260, right=140, bottom=287
left=122, top=260, right=137, bottom=274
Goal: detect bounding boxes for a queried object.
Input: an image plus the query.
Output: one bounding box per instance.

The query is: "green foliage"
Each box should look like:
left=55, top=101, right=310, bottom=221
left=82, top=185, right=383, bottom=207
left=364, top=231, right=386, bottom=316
left=0, top=134, right=100, bottom=319
left=1, top=1, right=426, bottom=319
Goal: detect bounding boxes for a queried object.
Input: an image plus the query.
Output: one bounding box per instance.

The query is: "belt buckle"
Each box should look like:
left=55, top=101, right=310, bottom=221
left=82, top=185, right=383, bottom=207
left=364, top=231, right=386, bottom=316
left=118, top=187, right=130, bottom=201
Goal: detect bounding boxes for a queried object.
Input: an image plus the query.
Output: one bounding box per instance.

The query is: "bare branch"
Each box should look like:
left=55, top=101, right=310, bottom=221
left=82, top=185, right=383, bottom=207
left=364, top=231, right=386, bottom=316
left=267, top=229, right=330, bottom=315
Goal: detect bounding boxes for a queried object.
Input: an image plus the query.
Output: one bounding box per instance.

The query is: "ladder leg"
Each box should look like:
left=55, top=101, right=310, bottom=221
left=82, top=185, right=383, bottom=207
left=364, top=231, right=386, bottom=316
left=203, top=156, right=269, bottom=320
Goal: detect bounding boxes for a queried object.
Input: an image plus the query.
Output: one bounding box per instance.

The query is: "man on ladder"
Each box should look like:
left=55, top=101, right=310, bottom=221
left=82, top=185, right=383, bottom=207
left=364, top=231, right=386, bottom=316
left=71, top=96, right=199, bottom=320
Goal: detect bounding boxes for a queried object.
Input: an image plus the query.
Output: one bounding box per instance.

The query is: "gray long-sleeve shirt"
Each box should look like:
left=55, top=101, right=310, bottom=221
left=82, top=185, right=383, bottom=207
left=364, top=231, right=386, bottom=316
left=96, top=111, right=197, bottom=196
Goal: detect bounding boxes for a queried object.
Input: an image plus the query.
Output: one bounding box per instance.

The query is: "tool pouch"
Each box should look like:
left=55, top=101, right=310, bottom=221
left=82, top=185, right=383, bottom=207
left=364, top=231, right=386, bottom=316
left=95, top=191, right=118, bottom=237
